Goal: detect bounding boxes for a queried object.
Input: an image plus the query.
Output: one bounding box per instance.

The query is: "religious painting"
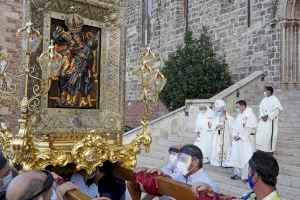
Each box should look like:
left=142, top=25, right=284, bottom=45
left=48, top=18, right=101, bottom=109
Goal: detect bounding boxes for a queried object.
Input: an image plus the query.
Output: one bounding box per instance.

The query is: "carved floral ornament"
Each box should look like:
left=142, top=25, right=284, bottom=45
left=30, top=0, right=124, bottom=28
left=0, top=4, right=166, bottom=174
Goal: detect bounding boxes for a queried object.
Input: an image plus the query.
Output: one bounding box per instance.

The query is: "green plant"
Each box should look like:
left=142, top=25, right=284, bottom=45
left=160, top=27, right=233, bottom=110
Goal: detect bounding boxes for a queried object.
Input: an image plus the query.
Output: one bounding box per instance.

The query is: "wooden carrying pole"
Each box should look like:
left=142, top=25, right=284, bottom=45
left=111, top=164, right=197, bottom=200
left=66, top=164, right=197, bottom=200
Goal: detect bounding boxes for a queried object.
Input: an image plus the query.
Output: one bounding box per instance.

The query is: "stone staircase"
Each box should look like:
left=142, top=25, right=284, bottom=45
left=123, top=71, right=300, bottom=199
left=134, top=90, right=300, bottom=199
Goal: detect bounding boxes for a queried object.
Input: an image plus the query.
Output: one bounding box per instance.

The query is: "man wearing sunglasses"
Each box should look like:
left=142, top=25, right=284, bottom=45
left=6, top=169, right=113, bottom=200
left=242, top=151, right=281, bottom=200
left=5, top=170, right=79, bottom=200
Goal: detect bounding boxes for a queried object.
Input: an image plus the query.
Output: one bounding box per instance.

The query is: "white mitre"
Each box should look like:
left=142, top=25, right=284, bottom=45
left=215, top=99, right=226, bottom=110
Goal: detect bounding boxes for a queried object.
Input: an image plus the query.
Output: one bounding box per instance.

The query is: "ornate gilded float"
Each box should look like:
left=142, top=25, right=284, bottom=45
left=0, top=0, right=166, bottom=174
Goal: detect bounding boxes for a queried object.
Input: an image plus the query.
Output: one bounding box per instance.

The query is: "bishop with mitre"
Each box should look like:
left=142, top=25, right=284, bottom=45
left=210, top=100, right=234, bottom=167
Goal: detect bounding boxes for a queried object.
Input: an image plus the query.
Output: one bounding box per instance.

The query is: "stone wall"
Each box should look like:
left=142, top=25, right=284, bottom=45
left=125, top=100, right=169, bottom=128
left=0, top=0, right=23, bottom=129
left=0, top=0, right=294, bottom=129
left=124, top=0, right=284, bottom=125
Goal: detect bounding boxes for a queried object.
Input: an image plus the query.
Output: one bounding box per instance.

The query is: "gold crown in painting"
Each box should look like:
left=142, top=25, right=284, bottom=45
left=64, top=6, right=84, bottom=34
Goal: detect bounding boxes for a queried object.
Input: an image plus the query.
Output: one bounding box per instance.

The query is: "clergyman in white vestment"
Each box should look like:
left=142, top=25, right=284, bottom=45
left=256, top=86, right=283, bottom=153
left=229, top=100, right=257, bottom=182
left=194, top=103, right=215, bottom=163
left=210, top=100, right=234, bottom=167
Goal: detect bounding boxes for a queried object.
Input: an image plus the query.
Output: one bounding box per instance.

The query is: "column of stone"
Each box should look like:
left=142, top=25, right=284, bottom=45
left=288, top=22, right=292, bottom=87
left=292, top=22, right=297, bottom=83
left=295, top=21, right=300, bottom=86
left=280, top=21, right=289, bottom=87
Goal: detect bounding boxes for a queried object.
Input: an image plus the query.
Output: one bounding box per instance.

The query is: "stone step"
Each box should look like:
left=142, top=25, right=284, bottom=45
left=168, top=131, right=300, bottom=145
left=277, top=140, right=300, bottom=149
left=275, top=147, right=300, bottom=158
left=167, top=135, right=196, bottom=144
left=206, top=175, right=248, bottom=197
left=279, top=112, right=300, bottom=118
left=149, top=144, right=171, bottom=153
left=137, top=154, right=165, bottom=168
left=277, top=96, right=300, bottom=102
left=279, top=108, right=300, bottom=113
left=275, top=155, right=300, bottom=167
left=278, top=132, right=300, bottom=138
left=278, top=127, right=300, bottom=134
left=279, top=122, right=300, bottom=127
left=140, top=150, right=167, bottom=161
left=279, top=117, right=300, bottom=123
left=277, top=135, right=300, bottom=143
left=276, top=185, right=300, bottom=200
left=158, top=138, right=184, bottom=147
left=277, top=92, right=300, bottom=97
left=280, top=103, right=300, bottom=107
left=280, top=164, right=300, bottom=178
left=278, top=174, right=300, bottom=189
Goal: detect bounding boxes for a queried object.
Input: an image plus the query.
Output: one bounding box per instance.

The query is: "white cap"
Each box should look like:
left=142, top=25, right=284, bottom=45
left=215, top=99, right=226, bottom=110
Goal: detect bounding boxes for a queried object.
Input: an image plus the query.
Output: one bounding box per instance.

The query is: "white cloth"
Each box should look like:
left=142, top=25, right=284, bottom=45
left=195, top=111, right=205, bottom=133
left=228, top=107, right=257, bottom=170
left=70, top=173, right=99, bottom=198
left=51, top=187, right=58, bottom=200
left=210, top=113, right=234, bottom=167
left=194, top=108, right=215, bottom=162
left=234, top=164, right=249, bottom=180
left=256, top=95, right=283, bottom=152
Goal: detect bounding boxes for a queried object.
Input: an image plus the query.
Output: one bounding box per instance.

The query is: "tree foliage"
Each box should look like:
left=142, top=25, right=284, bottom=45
left=159, top=27, right=233, bottom=110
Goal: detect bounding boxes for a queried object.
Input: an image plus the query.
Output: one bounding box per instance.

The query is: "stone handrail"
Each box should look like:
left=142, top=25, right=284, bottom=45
left=211, top=70, right=264, bottom=100
left=123, top=106, right=185, bottom=143
left=123, top=70, right=265, bottom=142
left=185, top=70, right=265, bottom=114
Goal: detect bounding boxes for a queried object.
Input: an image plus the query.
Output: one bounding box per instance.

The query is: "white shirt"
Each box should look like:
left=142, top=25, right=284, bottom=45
left=159, top=168, right=219, bottom=200
left=172, top=168, right=219, bottom=193
left=70, top=173, right=99, bottom=198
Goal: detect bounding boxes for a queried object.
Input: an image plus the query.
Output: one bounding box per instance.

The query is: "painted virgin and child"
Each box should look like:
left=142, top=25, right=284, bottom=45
left=52, top=26, right=98, bottom=108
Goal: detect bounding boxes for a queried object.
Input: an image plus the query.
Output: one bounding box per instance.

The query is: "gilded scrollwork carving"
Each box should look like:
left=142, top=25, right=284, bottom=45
left=0, top=0, right=166, bottom=174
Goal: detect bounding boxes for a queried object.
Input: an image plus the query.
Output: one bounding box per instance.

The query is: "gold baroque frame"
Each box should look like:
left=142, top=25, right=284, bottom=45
left=35, top=11, right=123, bottom=139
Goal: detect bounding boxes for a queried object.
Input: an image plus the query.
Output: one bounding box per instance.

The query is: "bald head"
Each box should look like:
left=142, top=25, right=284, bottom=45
left=6, top=170, right=52, bottom=200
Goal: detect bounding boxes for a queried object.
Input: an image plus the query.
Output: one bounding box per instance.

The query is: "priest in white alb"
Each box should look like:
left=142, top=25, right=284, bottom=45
left=256, top=86, right=283, bottom=153
left=229, top=100, right=257, bottom=182
left=194, top=103, right=215, bottom=163
left=210, top=100, right=234, bottom=167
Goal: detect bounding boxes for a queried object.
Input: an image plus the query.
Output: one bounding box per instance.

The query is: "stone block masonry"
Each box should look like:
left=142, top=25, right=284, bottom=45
left=0, top=0, right=294, bottom=129
left=125, top=100, right=169, bottom=129
left=0, top=0, right=23, bottom=130
left=124, top=0, right=284, bottom=126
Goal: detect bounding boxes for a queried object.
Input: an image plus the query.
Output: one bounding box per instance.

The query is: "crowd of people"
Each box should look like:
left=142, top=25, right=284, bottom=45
left=0, top=86, right=283, bottom=200
left=128, top=145, right=281, bottom=200
left=0, top=155, right=126, bottom=200
left=194, top=86, right=283, bottom=183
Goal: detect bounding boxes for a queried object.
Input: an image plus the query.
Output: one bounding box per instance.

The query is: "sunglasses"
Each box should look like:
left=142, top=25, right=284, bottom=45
left=24, top=170, right=54, bottom=200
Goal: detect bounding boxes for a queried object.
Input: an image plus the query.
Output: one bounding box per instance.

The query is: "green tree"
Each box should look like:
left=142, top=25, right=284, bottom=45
left=160, top=27, right=233, bottom=110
